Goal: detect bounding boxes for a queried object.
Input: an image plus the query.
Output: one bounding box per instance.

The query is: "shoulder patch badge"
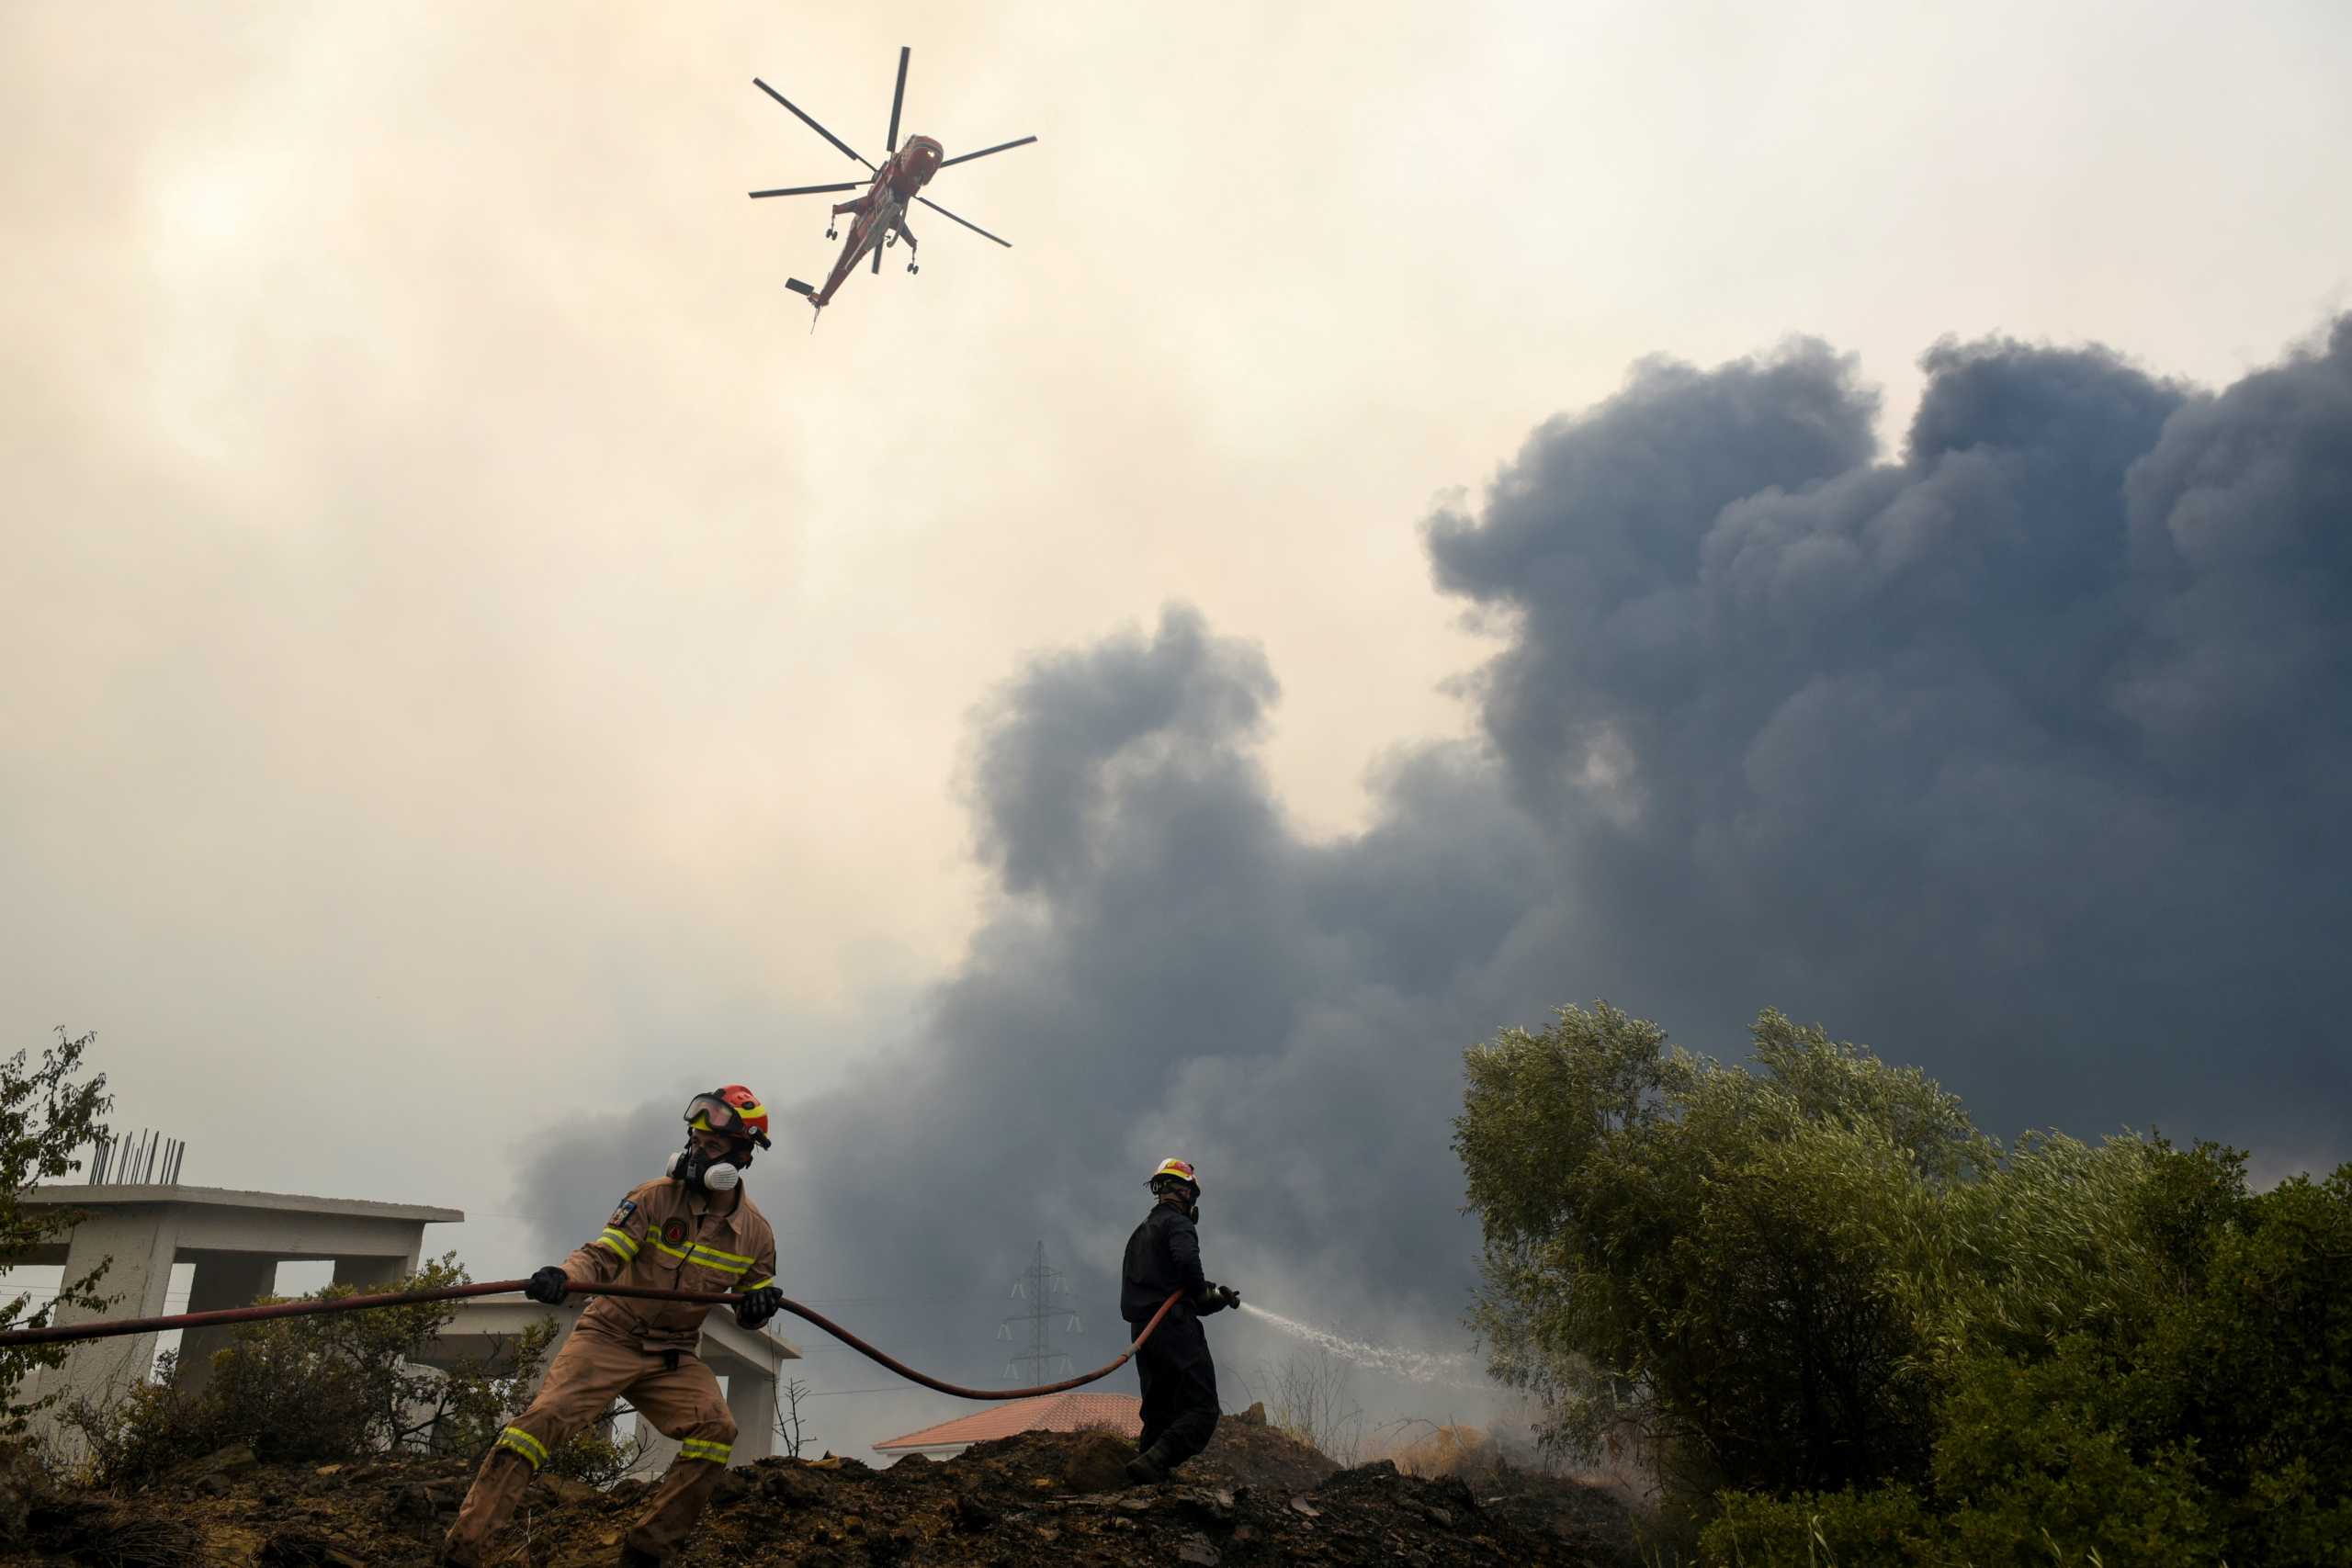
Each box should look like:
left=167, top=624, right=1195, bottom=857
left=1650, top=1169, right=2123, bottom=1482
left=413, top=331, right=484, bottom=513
left=608, top=1198, right=638, bottom=1227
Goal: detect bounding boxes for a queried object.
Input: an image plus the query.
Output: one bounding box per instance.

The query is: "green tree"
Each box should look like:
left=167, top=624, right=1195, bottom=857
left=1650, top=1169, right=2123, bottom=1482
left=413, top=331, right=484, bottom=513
left=1455, top=1005, right=1984, bottom=1510
left=1, top=1029, right=114, bottom=1438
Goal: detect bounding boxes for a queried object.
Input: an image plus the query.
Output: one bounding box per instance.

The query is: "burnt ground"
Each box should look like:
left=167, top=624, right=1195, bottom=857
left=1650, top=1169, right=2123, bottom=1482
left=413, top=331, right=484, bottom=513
left=5, top=1412, right=1645, bottom=1567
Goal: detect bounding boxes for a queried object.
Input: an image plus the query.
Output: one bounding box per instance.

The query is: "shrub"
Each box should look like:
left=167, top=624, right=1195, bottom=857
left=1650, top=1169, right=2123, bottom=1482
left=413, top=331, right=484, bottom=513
left=64, top=1255, right=635, bottom=1484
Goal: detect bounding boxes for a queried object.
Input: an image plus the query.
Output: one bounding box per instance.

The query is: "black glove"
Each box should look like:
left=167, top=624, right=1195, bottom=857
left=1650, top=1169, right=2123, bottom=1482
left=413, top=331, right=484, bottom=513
left=735, top=1285, right=784, bottom=1330
left=525, top=1266, right=570, bottom=1305
left=1216, top=1284, right=1242, bottom=1313
left=1195, top=1281, right=1236, bottom=1316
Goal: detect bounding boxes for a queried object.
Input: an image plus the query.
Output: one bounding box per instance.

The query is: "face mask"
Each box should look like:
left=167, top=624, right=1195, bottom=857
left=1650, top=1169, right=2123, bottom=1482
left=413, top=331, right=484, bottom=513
left=667, top=1145, right=743, bottom=1192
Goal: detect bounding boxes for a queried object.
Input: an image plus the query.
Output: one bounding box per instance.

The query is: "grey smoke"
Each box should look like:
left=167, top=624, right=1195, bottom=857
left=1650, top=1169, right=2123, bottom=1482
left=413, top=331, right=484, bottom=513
left=521, top=320, right=2352, bottom=1450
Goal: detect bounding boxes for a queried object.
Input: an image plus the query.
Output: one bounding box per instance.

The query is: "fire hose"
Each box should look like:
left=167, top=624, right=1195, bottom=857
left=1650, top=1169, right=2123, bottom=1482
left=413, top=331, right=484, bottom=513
left=0, top=1279, right=1185, bottom=1402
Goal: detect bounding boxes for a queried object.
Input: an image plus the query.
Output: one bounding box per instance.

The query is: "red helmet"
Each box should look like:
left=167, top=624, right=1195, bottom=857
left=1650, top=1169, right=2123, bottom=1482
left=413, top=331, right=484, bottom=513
left=685, top=1085, right=772, bottom=1149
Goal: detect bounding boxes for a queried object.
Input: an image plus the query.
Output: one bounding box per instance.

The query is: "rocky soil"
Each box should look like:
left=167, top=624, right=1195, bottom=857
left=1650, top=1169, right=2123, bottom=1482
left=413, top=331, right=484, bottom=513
left=6, top=1413, right=1644, bottom=1567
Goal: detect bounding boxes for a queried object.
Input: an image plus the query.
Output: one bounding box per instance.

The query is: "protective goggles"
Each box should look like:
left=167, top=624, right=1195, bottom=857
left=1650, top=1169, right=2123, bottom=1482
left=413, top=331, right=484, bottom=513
left=684, top=1094, right=758, bottom=1141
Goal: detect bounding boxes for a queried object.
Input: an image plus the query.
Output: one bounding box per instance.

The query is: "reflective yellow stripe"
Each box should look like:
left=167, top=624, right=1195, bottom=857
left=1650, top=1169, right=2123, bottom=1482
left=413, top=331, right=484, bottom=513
left=689, top=1241, right=756, bottom=1268
left=498, top=1427, right=549, bottom=1470
left=742, top=1275, right=775, bottom=1292
left=688, top=1251, right=750, bottom=1276
left=678, top=1438, right=732, bottom=1464
left=650, top=1235, right=691, bottom=1261
left=594, top=1228, right=639, bottom=1259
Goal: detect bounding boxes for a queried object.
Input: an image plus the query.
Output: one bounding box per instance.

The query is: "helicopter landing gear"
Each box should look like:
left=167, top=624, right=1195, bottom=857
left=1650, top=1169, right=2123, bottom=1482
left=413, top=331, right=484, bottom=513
left=907, top=261, right=919, bottom=274
left=824, top=225, right=837, bottom=240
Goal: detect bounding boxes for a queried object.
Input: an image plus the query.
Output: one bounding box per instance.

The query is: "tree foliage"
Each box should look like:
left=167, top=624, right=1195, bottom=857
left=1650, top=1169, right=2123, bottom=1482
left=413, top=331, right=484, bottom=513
left=1456, top=1005, right=1977, bottom=1506
left=1457, top=1001, right=2352, bottom=1562
left=1, top=1029, right=114, bottom=1438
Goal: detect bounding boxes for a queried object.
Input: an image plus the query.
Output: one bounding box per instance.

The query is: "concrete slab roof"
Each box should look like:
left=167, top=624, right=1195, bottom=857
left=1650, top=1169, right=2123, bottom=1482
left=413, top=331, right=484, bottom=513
left=25, top=1184, right=465, bottom=1224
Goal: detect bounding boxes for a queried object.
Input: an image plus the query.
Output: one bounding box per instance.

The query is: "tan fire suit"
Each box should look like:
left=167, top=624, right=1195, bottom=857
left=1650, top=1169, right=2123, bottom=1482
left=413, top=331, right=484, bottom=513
left=444, top=1176, right=778, bottom=1564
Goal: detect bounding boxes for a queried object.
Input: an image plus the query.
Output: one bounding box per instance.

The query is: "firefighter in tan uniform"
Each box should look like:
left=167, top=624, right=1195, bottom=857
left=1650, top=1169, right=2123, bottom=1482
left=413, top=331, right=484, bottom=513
left=444, top=1086, right=787, bottom=1568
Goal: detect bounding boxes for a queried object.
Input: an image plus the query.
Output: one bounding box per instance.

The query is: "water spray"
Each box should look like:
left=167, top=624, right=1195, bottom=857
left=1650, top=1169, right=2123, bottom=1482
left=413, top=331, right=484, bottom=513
left=1238, top=1302, right=1488, bottom=1391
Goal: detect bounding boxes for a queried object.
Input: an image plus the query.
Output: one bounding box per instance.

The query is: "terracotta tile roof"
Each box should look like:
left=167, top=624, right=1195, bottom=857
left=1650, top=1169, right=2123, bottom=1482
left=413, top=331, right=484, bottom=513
left=873, top=1393, right=1142, bottom=1451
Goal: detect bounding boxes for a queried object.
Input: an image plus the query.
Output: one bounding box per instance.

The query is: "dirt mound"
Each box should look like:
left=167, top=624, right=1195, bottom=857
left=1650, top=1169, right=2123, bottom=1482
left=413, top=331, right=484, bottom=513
left=7, top=1427, right=1643, bottom=1567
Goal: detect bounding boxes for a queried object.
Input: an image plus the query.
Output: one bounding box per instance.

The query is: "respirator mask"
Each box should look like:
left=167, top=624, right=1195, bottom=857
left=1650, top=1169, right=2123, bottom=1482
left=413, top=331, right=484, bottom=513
left=667, top=1142, right=743, bottom=1192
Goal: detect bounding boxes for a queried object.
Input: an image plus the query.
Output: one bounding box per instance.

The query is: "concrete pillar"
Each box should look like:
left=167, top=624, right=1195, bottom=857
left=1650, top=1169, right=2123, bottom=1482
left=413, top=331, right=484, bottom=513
left=175, top=1253, right=279, bottom=1393
left=727, top=1370, right=776, bottom=1463
left=32, top=1206, right=179, bottom=1454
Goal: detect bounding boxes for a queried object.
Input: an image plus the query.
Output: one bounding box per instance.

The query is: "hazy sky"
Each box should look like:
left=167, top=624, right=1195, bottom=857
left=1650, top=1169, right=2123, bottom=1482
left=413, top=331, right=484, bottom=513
left=7, top=2, right=2350, bottom=1455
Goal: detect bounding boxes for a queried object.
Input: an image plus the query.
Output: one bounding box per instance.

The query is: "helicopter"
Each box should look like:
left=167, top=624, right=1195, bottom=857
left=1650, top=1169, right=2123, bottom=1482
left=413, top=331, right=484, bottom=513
left=748, top=47, right=1036, bottom=319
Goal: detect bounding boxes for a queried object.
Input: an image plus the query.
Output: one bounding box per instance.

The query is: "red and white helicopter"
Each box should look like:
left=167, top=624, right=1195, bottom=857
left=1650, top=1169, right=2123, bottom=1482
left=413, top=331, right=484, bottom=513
left=748, top=48, right=1035, bottom=321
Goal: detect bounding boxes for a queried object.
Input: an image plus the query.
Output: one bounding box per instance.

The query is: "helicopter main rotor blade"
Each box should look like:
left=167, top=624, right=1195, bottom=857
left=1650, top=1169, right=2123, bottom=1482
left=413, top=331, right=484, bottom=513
left=886, top=46, right=909, bottom=152
left=752, top=78, right=875, bottom=172
left=937, top=136, right=1038, bottom=170
left=916, top=196, right=1012, bottom=247
left=747, top=180, right=865, bottom=199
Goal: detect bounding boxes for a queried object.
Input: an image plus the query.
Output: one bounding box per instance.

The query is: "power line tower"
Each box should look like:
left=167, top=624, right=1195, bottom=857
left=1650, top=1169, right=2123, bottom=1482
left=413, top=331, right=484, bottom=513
left=998, top=1240, right=1081, bottom=1382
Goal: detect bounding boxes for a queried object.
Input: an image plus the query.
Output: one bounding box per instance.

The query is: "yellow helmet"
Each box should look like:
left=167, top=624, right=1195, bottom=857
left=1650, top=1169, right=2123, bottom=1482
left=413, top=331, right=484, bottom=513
left=1148, top=1157, right=1200, bottom=1194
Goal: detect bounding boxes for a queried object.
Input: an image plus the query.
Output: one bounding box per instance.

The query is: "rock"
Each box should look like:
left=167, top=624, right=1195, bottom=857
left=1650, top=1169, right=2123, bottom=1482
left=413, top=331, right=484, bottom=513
left=535, top=1472, right=602, bottom=1506
left=947, top=1492, right=998, bottom=1532
left=171, top=1443, right=259, bottom=1483
left=1057, top=1428, right=1134, bottom=1495
left=1175, top=1533, right=1222, bottom=1565
left=1233, top=1402, right=1268, bottom=1427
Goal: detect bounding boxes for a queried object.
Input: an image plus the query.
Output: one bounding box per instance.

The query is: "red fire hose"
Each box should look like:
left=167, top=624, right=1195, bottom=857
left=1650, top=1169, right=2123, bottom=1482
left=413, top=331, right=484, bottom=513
left=0, top=1280, right=1184, bottom=1403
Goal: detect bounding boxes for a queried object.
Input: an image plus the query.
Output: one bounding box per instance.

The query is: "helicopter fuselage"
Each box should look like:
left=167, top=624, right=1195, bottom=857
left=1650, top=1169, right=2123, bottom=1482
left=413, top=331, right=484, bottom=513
left=809, top=137, right=944, bottom=307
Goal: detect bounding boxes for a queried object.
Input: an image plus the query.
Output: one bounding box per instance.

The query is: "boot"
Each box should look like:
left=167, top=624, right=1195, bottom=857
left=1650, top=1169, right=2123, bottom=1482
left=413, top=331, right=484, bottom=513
left=1124, top=1442, right=1173, bottom=1485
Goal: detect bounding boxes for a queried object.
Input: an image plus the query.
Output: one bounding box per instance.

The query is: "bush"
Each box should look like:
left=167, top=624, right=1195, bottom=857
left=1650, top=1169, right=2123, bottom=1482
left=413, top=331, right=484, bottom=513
left=64, top=1255, right=636, bottom=1485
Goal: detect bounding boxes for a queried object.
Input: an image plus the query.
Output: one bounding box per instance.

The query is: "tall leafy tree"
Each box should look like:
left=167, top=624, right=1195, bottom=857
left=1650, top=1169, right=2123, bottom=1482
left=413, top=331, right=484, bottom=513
left=1, top=1029, right=114, bottom=1438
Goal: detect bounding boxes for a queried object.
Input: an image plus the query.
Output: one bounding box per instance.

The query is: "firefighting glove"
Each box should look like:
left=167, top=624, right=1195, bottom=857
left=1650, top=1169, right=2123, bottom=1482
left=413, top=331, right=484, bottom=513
left=524, top=1266, right=570, bottom=1305
left=735, top=1285, right=785, bottom=1330
left=1194, top=1281, right=1238, bottom=1315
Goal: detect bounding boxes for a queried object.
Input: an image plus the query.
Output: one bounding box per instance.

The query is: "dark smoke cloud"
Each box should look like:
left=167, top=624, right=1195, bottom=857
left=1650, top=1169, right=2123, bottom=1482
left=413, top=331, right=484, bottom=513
left=1428, top=321, right=2350, bottom=1147
left=521, top=321, right=2352, bottom=1450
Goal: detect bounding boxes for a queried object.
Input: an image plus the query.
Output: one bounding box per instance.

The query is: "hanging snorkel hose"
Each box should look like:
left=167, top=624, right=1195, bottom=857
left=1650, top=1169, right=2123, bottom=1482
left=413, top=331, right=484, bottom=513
left=0, top=1279, right=1184, bottom=1402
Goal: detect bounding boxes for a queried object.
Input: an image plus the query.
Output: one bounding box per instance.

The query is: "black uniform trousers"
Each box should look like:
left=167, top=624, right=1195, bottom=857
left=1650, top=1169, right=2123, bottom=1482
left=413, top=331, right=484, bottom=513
left=1133, top=1308, right=1219, bottom=1466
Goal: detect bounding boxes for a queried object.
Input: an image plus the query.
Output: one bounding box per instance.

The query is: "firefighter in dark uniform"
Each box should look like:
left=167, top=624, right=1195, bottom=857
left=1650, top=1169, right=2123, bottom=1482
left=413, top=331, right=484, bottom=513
left=1121, top=1157, right=1240, bottom=1483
